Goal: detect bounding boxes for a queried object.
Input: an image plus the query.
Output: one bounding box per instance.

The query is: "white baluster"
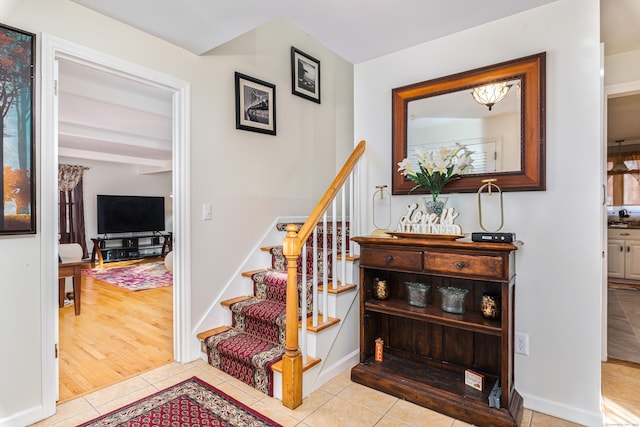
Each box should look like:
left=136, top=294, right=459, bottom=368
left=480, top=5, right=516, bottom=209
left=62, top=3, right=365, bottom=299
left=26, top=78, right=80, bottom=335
left=301, top=241, right=307, bottom=364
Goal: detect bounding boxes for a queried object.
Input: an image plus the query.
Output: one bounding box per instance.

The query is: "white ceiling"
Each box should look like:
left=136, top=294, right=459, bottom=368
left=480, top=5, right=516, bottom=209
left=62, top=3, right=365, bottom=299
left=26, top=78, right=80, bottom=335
left=70, top=0, right=563, bottom=64
left=57, top=60, right=173, bottom=172
left=59, top=0, right=640, bottom=168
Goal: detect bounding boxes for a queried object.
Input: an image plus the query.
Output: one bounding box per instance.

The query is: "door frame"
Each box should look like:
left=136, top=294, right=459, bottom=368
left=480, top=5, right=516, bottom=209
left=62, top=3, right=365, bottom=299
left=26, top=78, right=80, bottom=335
left=40, top=33, right=192, bottom=417
left=602, top=78, right=640, bottom=361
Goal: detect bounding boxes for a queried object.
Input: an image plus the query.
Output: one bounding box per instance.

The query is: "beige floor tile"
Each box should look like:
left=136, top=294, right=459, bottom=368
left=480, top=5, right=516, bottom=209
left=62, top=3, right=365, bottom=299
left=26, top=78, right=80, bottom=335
left=225, top=375, right=275, bottom=401
left=269, top=388, right=334, bottom=420
left=385, top=399, right=455, bottom=427
left=529, top=412, right=584, bottom=427
left=319, top=368, right=353, bottom=395
left=33, top=338, right=640, bottom=427
left=45, top=397, right=94, bottom=422
left=451, top=420, right=475, bottom=427
left=303, top=395, right=383, bottom=427
left=45, top=410, right=102, bottom=427
left=336, top=382, right=398, bottom=414
left=189, top=366, right=229, bottom=387
left=139, top=360, right=197, bottom=383
left=248, top=399, right=301, bottom=427
left=213, top=380, right=262, bottom=406
left=30, top=405, right=98, bottom=427
left=82, top=375, right=151, bottom=407
left=151, top=366, right=215, bottom=390
left=520, top=408, right=533, bottom=427
left=375, top=417, right=413, bottom=427
left=93, top=384, right=158, bottom=415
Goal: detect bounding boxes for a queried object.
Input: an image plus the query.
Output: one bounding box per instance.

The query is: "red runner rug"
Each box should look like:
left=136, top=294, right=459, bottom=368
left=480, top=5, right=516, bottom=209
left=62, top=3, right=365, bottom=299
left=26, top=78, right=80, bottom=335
left=82, top=261, right=172, bottom=291
left=78, top=376, right=283, bottom=427
left=205, top=328, right=284, bottom=396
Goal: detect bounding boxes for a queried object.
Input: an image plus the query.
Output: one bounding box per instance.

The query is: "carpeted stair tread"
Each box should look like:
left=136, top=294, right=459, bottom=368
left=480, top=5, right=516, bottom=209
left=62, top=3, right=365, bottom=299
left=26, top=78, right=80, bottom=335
left=197, top=326, right=230, bottom=342
left=230, top=297, right=286, bottom=345
left=251, top=269, right=316, bottom=315
left=204, top=328, right=284, bottom=396
left=242, top=269, right=267, bottom=278
left=221, top=295, right=253, bottom=308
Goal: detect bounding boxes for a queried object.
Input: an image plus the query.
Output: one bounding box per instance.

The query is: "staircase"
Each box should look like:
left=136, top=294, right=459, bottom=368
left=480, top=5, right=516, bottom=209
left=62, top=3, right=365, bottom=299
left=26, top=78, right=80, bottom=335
left=197, top=140, right=366, bottom=408
left=198, top=223, right=356, bottom=398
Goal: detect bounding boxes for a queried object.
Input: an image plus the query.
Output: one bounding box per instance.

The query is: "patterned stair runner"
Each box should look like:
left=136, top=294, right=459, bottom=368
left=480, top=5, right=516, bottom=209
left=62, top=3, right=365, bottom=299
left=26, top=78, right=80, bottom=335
left=203, top=223, right=349, bottom=397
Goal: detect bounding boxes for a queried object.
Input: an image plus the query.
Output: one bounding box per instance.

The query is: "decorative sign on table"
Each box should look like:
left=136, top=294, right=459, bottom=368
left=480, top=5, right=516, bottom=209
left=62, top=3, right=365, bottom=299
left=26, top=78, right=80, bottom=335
left=395, top=203, right=463, bottom=237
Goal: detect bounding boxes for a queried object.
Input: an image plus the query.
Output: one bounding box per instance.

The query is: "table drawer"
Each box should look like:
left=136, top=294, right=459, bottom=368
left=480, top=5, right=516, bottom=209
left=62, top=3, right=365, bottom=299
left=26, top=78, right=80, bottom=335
left=423, top=251, right=506, bottom=280
left=360, top=248, right=422, bottom=271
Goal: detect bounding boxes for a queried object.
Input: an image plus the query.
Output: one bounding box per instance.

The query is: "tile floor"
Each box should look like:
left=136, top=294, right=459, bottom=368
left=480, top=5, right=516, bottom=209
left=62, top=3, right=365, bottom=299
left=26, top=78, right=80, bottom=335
left=30, top=287, right=640, bottom=427
left=608, top=286, right=640, bottom=364
left=29, top=357, right=604, bottom=427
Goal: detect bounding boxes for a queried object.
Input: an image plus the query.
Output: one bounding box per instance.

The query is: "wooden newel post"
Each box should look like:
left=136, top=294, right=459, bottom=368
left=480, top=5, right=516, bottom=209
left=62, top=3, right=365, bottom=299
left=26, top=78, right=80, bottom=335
left=281, top=224, right=303, bottom=409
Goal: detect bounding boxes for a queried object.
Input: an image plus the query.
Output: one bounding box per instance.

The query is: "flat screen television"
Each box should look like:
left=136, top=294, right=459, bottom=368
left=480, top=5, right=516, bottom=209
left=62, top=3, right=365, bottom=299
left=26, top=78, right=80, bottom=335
left=97, top=195, right=165, bottom=234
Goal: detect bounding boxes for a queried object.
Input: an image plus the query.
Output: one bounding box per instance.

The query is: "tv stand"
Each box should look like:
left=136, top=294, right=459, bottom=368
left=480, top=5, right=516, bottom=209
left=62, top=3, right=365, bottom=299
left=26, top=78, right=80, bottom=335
left=90, top=233, right=172, bottom=266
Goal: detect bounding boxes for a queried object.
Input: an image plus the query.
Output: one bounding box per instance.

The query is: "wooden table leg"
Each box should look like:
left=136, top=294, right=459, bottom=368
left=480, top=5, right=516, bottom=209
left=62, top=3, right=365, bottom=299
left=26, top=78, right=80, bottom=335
left=59, top=262, right=85, bottom=315
left=72, top=265, right=81, bottom=315
left=59, top=277, right=65, bottom=308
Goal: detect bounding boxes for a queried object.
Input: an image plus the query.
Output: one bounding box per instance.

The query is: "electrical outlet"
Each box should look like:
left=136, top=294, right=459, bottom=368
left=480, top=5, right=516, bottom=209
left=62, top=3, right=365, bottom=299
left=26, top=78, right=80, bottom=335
left=515, top=332, right=529, bottom=356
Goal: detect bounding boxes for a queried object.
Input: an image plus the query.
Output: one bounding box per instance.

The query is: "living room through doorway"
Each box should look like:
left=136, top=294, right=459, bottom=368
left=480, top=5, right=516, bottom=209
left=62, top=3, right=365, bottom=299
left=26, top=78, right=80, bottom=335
left=56, top=55, right=175, bottom=403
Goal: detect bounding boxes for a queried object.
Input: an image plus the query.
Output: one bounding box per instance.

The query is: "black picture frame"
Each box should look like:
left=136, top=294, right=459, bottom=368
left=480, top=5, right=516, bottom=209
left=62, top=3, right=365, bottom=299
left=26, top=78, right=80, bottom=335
left=235, top=72, right=276, bottom=135
left=291, top=47, right=321, bottom=104
left=0, top=23, right=35, bottom=235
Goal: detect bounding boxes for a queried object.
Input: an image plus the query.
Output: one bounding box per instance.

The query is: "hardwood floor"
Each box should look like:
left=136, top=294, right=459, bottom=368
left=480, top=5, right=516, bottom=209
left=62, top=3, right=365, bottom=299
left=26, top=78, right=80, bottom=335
left=58, top=258, right=173, bottom=403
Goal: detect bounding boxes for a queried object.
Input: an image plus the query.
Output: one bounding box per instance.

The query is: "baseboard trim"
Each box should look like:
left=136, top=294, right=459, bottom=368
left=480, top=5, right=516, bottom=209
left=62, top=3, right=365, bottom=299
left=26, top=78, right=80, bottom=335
left=520, top=392, right=603, bottom=427
left=0, top=405, right=46, bottom=427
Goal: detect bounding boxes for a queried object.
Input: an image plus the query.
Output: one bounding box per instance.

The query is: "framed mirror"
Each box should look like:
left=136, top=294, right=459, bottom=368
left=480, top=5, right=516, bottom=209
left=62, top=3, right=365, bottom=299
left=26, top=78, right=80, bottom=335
left=392, top=52, right=546, bottom=195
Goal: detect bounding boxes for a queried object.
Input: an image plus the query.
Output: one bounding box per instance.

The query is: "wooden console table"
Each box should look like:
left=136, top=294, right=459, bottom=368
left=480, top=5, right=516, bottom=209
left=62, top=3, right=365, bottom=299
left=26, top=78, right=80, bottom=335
left=351, top=236, right=522, bottom=427
left=58, top=261, right=85, bottom=315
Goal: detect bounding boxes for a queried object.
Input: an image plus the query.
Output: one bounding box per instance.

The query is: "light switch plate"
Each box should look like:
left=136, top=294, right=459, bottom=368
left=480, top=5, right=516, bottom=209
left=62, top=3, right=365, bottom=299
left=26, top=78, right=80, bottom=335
left=202, top=203, right=212, bottom=221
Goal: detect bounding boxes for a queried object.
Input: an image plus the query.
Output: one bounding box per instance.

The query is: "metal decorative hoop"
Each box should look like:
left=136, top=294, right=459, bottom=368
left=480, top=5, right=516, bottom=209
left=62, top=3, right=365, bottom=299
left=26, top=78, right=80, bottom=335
left=372, top=185, right=391, bottom=234
left=477, top=179, right=504, bottom=232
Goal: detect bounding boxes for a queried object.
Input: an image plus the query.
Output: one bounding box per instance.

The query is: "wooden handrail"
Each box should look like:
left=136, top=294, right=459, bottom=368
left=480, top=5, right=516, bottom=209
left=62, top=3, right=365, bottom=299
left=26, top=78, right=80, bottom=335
left=297, top=140, right=366, bottom=244
left=280, top=139, right=366, bottom=409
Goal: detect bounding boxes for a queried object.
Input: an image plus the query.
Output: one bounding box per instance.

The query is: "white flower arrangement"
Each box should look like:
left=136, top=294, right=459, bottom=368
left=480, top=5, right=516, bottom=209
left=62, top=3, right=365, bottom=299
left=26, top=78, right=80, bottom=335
left=397, top=143, right=474, bottom=202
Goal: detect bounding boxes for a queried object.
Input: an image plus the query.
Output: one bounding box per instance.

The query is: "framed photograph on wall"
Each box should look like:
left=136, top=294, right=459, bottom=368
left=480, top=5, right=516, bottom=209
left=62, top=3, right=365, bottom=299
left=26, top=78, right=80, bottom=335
left=291, top=47, right=320, bottom=104
left=0, top=24, right=35, bottom=235
left=235, top=72, right=276, bottom=135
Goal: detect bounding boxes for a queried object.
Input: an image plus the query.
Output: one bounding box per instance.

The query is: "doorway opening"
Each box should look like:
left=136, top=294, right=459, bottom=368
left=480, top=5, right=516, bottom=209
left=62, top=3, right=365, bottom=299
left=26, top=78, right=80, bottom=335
left=40, top=34, right=192, bottom=416
left=604, top=81, right=640, bottom=366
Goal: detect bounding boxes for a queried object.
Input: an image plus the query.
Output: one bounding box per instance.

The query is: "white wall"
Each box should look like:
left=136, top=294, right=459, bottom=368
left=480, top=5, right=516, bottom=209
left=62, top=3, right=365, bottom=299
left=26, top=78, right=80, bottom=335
left=354, top=0, right=603, bottom=425
left=0, top=1, right=353, bottom=425
left=605, top=48, right=640, bottom=86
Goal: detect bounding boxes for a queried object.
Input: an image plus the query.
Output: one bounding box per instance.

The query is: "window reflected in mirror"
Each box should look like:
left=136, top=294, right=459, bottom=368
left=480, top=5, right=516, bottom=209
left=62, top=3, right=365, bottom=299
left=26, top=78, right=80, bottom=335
left=407, top=78, right=522, bottom=175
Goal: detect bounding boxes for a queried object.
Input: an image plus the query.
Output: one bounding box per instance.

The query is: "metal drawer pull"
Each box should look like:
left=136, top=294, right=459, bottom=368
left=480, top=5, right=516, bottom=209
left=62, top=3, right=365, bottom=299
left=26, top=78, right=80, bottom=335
left=385, top=255, right=393, bottom=263
left=455, top=261, right=467, bottom=269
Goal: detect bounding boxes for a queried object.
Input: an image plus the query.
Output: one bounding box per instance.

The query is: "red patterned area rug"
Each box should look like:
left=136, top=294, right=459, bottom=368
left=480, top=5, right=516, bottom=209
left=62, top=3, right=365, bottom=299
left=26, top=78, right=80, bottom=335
left=78, top=377, right=283, bottom=427
left=82, top=261, right=172, bottom=291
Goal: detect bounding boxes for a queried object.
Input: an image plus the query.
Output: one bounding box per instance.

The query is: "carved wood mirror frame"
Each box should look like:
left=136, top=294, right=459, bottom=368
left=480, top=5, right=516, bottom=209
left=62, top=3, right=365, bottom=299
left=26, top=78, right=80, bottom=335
left=392, top=52, right=546, bottom=195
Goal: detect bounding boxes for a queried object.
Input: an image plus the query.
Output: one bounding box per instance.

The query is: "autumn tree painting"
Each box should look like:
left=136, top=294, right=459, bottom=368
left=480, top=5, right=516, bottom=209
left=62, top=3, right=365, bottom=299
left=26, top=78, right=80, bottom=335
left=0, top=25, right=34, bottom=233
